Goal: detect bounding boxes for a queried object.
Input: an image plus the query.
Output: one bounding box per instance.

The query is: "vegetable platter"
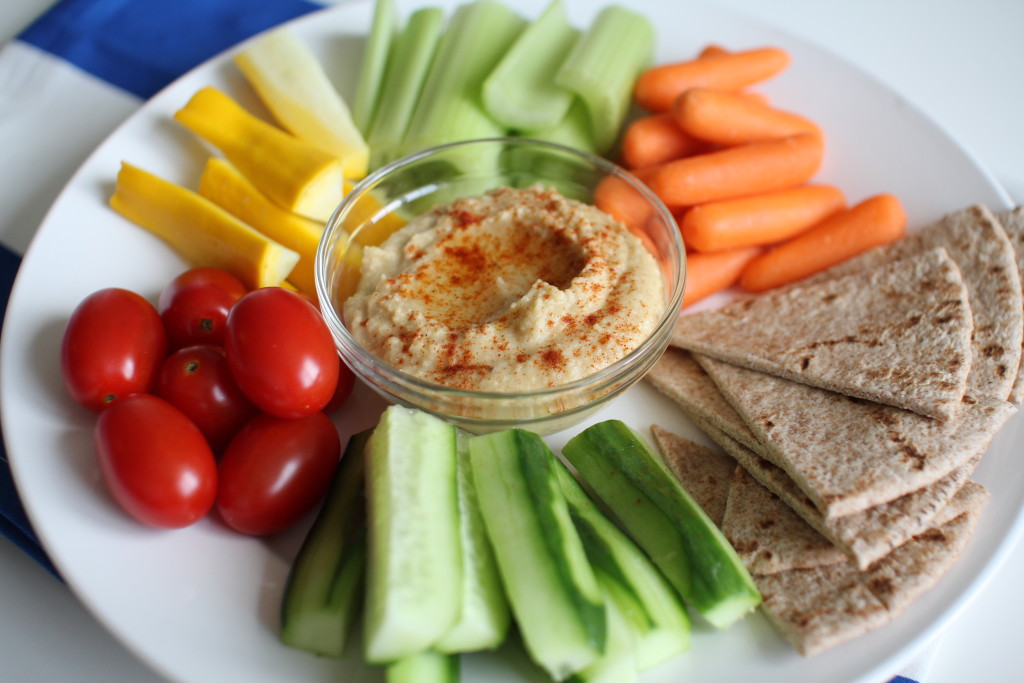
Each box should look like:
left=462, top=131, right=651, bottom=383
left=1, top=1, right=1020, bottom=682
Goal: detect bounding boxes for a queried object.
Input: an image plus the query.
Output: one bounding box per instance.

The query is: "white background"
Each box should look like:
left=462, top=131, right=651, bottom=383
left=0, top=0, right=1021, bottom=681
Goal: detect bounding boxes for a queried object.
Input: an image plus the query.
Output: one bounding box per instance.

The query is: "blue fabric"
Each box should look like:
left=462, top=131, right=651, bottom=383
left=889, top=677, right=919, bottom=683
left=2, top=0, right=324, bottom=578
left=0, top=245, right=58, bottom=578
left=19, top=0, right=324, bottom=99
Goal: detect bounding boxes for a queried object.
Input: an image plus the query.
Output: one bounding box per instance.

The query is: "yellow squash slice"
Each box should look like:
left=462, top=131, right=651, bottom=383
left=174, top=86, right=345, bottom=222
left=110, top=162, right=300, bottom=290
left=234, top=28, right=369, bottom=180
left=199, top=157, right=325, bottom=296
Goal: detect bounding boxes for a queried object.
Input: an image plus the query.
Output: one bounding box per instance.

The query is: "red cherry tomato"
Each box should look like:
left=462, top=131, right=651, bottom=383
left=216, top=412, right=341, bottom=535
left=158, top=267, right=247, bottom=350
left=324, top=362, right=357, bottom=413
left=61, top=288, right=167, bottom=412
left=94, top=394, right=218, bottom=529
left=224, top=287, right=340, bottom=419
left=155, top=345, right=256, bottom=454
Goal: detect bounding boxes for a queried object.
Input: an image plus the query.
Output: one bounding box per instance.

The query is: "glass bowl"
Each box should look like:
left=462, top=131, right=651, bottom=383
left=315, top=138, right=685, bottom=435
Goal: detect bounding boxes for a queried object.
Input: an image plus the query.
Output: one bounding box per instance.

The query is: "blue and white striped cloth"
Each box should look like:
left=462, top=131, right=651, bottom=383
left=0, top=1, right=936, bottom=680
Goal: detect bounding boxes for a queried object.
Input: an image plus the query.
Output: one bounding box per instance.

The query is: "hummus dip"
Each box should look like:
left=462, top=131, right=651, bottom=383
left=343, top=185, right=665, bottom=391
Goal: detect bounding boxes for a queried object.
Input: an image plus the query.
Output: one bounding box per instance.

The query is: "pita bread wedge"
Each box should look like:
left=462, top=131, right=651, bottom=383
left=649, top=424, right=842, bottom=574
left=995, top=206, right=1024, bottom=405
left=723, top=465, right=847, bottom=574
left=648, top=425, right=735, bottom=526
left=807, top=204, right=1023, bottom=402
left=646, top=347, right=762, bottom=452
left=757, top=485, right=985, bottom=656
left=692, top=412, right=980, bottom=570
left=647, top=348, right=988, bottom=567
left=695, top=353, right=1014, bottom=517
left=672, top=248, right=972, bottom=420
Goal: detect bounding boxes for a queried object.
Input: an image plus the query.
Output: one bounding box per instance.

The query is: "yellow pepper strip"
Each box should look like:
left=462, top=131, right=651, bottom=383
left=234, top=28, right=369, bottom=180
left=110, top=162, right=300, bottom=290
left=174, top=86, right=345, bottom=222
left=342, top=191, right=409, bottom=248
left=198, top=157, right=326, bottom=296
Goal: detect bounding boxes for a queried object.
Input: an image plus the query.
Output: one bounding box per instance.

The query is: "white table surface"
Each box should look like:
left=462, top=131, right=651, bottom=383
left=1, top=1, right=1021, bottom=681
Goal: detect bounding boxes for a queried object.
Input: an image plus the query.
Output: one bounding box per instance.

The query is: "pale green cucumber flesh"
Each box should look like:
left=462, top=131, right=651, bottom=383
left=468, top=429, right=605, bottom=681
left=385, top=650, right=460, bottom=683
left=279, top=429, right=371, bottom=658
left=555, top=463, right=690, bottom=669
left=434, top=430, right=511, bottom=654
left=563, top=420, right=762, bottom=629
left=363, top=406, right=462, bottom=663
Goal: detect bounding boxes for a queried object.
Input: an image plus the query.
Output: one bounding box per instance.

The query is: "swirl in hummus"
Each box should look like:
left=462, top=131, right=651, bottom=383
left=343, top=185, right=665, bottom=391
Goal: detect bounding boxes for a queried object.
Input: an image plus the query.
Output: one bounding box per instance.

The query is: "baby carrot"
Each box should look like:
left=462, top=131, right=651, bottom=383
left=634, top=47, right=790, bottom=112
left=594, top=174, right=654, bottom=234
left=683, top=245, right=763, bottom=308
left=620, top=112, right=707, bottom=169
left=647, top=132, right=824, bottom=208
left=672, top=87, right=821, bottom=146
left=739, top=193, right=907, bottom=292
left=698, top=44, right=730, bottom=59
left=681, top=184, right=846, bottom=252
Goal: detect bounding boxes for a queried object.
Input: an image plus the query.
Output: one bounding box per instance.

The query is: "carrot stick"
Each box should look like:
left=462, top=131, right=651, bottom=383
left=698, top=44, right=730, bottom=59
left=634, top=47, right=790, bottom=112
left=695, top=47, right=770, bottom=105
left=594, top=174, right=654, bottom=234
left=681, top=184, right=846, bottom=252
left=683, top=246, right=763, bottom=308
left=647, top=132, right=824, bottom=208
left=672, top=87, right=821, bottom=146
left=620, top=112, right=707, bottom=169
left=739, top=193, right=907, bottom=292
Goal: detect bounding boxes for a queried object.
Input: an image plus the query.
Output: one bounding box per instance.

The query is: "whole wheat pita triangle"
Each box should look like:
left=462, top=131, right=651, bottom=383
left=756, top=487, right=986, bottom=657
left=646, top=347, right=984, bottom=568
left=694, top=353, right=1014, bottom=517
left=648, top=424, right=988, bottom=657
left=672, top=247, right=972, bottom=420
left=995, top=206, right=1024, bottom=405
left=805, top=204, right=1023, bottom=403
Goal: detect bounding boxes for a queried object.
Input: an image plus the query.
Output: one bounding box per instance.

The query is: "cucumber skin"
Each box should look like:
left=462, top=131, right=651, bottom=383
left=385, top=650, right=460, bottom=683
left=562, top=420, right=761, bottom=629
left=434, top=430, right=511, bottom=654
left=555, top=463, right=691, bottom=669
left=363, top=406, right=462, bottom=664
left=279, top=429, right=371, bottom=658
left=469, top=429, right=606, bottom=681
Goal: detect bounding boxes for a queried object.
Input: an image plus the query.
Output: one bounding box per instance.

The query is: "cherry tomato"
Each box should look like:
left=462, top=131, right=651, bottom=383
left=324, top=362, right=357, bottom=413
left=94, top=394, right=217, bottom=529
left=155, top=345, right=256, bottom=454
left=216, top=412, right=341, bottom=535
left=158, top=267, right=247, bottom=350
left=224, top=287, right=340, bottom=419
left=61, top=288, right=167, bottom=412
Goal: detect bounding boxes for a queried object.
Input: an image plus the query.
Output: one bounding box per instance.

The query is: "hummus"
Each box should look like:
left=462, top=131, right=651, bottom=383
left=343, top=185, right=665, bottom=391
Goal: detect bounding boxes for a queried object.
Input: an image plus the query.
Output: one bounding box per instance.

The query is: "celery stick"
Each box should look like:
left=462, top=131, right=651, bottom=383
left=527, top=97, right=597, bottom=155
left=400, top=0, right=526, bottom=168
left=367, top=7, right=445, bottom=171
left=481, top=0, right=580, bottom=132
left=555, top=6, right=654, bottom=155
left=353, top=0, right=397, bottom=134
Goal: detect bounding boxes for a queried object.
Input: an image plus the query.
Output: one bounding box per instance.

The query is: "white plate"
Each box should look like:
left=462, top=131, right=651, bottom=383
left=2, top=0, right=1021, bottom=681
